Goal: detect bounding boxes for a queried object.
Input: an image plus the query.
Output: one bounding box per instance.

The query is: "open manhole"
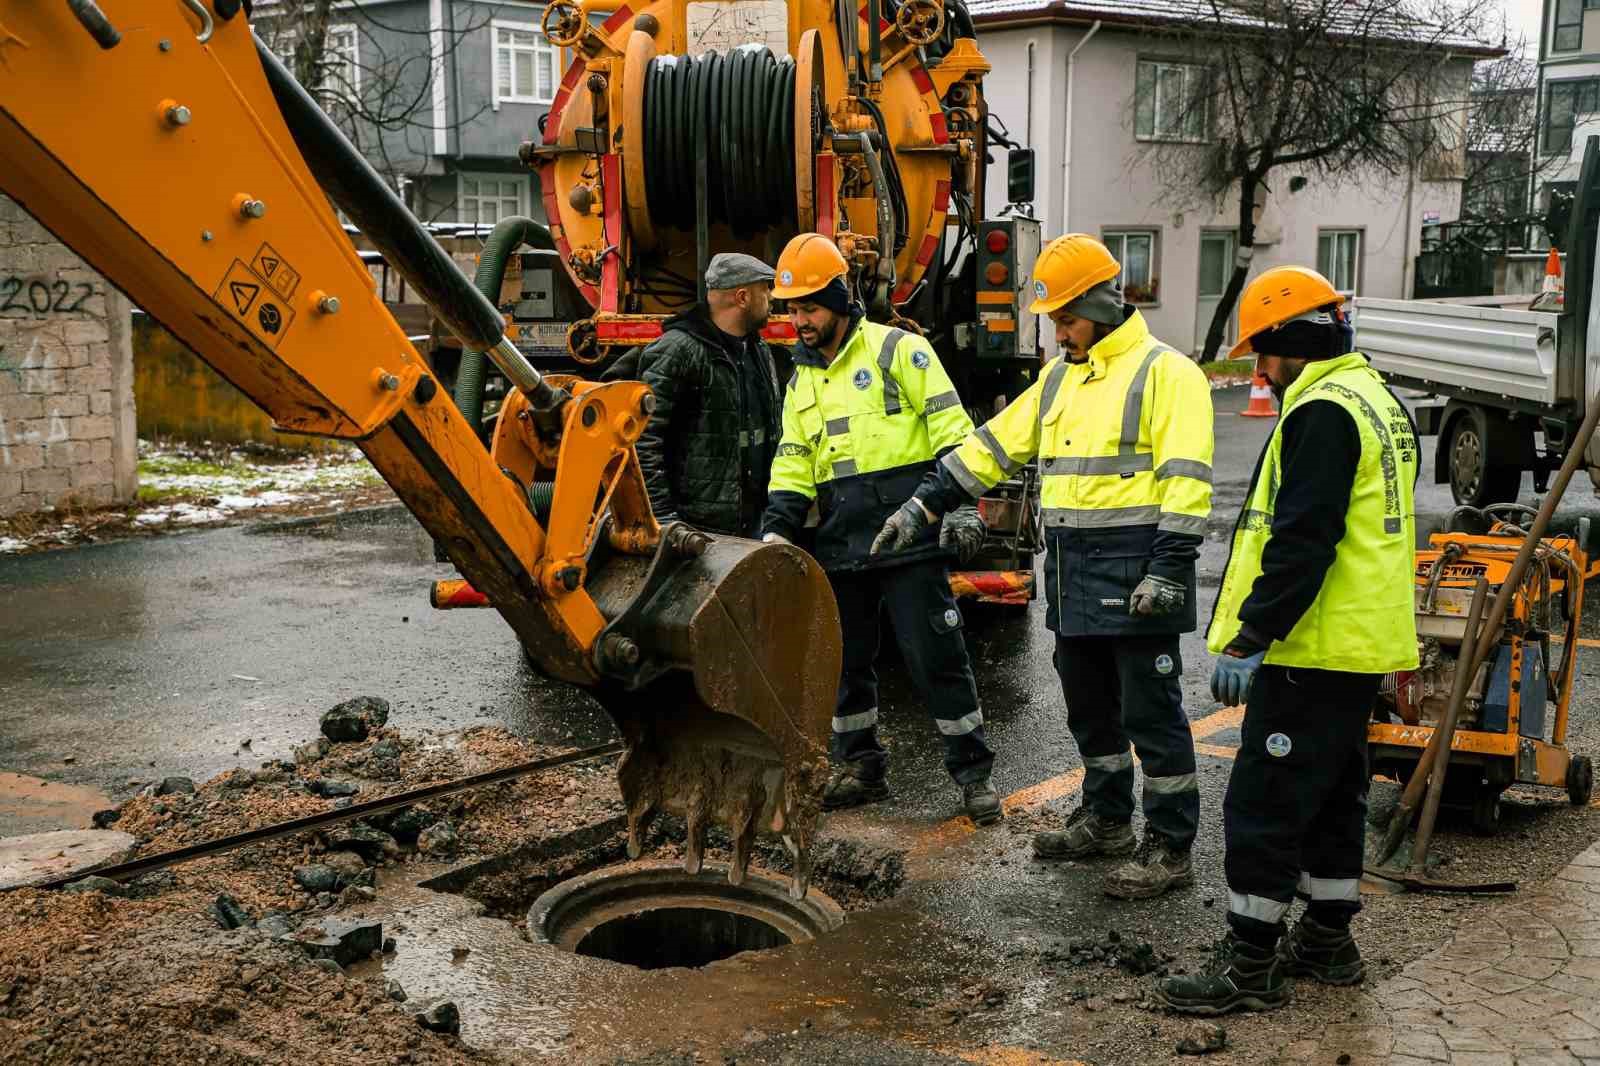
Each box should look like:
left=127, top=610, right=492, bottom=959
left=527, top=860, right=844, bottom=970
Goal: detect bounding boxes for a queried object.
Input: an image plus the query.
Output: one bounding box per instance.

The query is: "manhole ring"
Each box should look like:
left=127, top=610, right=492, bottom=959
left=527, top=860, right=844, bottom=968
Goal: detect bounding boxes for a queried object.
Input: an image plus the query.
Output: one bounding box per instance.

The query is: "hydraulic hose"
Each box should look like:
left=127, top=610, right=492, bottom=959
left=455, top=216, right=556, bottom=431
left=643, top=48, right=797, bottom=238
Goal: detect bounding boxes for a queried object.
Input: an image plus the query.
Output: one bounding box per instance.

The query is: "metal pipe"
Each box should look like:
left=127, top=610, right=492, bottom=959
left=1060, top=21, right=1101, bottom=237
left=868, top=0, right=884, bottom=83
left=1025, top=39, right=1035, bottom=144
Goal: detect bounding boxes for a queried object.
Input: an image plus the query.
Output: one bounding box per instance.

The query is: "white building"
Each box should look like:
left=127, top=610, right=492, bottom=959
left=969, top=0, right=1495, bottom=354
left=1533, top=0, right=1600, bottom=221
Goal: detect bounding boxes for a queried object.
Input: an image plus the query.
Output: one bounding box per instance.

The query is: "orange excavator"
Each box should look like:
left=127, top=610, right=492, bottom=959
left=0, top=0, right=842, bottom=890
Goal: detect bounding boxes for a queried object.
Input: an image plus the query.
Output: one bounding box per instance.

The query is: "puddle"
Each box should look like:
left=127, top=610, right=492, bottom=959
left=0, top=772, right=110, bottom=837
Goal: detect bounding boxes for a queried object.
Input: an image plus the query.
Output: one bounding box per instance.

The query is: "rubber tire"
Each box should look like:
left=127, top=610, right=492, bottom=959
left=1568, top=755, right=1594, bottom=807
left=1447, top=412, right=1522, bottom=507
left=1470, top=788, right=1502, bottom=835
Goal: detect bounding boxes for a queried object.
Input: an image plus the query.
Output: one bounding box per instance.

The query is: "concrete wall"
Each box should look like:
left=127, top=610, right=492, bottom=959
left=980, top=25, right=1468, bottom=355
left=0, top=197, right=137, bottom=517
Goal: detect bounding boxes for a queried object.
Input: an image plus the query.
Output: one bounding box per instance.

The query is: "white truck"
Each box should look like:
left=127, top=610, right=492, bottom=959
left=1353, top=139, right=1600, bottom=507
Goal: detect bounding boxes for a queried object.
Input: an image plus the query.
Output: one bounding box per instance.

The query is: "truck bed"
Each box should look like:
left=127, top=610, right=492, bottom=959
left=1354, top=297, right=1564, bottom=408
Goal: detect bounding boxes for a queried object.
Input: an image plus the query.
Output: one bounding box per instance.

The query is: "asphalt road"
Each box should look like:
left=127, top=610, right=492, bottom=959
left=6, top=384, right=1600, bottom=1063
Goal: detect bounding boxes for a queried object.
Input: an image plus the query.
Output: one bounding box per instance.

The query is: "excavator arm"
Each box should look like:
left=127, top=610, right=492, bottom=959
left=0, top=0, right=839, bottom=891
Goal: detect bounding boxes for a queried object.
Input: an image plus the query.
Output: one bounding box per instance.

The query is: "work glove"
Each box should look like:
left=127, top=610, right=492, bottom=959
left=1210, top=649, right=1266, bottom=706
left=1129, top=574, right=1186, bottom=617
left=871, top=498, right=935, bottom=556
left=762, top=532, right=792, bottom=546
left=939, top=505, right=986, bottom=566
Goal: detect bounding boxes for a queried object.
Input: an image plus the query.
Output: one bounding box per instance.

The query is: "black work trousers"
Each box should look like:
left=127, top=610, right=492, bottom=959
left=829, top=559, right=994, bottom=785
left=1054, top=634, right=1199, bottom=849
left=1223, top=665, right=1379, bottom=939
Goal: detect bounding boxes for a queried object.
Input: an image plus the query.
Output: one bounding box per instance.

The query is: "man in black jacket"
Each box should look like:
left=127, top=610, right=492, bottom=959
left=605, top=253, right=781, bottom=537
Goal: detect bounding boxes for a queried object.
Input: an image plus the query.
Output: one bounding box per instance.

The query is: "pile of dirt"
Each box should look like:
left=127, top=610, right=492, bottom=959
left=0, top=714, right=626, bottom=1064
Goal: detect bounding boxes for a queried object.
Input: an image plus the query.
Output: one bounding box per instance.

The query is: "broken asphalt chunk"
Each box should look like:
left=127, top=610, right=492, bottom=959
left=289, top=918, right=383, bottom=967
left=320, top=696, right=391, bottom=743
left=325, top=824, right=398, bottom=863
left=413, top=1000, right=461, bottom=1036
left=1176, top=1023, right=1227, bottom=1055
left=211, top=893, right=253, bottom=930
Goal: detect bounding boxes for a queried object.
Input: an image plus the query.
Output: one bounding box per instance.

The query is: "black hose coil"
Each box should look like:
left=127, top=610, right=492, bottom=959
left=643, top=48, right=797, bottom=238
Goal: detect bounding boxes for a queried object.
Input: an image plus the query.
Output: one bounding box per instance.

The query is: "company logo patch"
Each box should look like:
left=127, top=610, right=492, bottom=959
left=852, top=368, right=872, bottom=390
left=943, top=608, right=960, bottom=628
left=1034, top=280, right=1048, bottom=301
left=1155, top=654, right=1174, bottom=676
left=911, top=350, right=930, bottom=369
left=779, top=269, right=794, bottom=286
left=1265, top=732, right=1293, bottom=758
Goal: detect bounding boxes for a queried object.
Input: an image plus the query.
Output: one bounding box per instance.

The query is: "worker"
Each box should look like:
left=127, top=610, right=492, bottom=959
left=760, top=233, right=999, bottom=825
left=1155, top=266, right=1419, bottom=1015
left=604, top=253, right=781, bottom=537
left=875, top=233, right=1212, bottom=899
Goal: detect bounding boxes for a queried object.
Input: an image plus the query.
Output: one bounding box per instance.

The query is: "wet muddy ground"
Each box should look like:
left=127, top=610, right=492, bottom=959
left=5, top=387, right=1600, bottom=1064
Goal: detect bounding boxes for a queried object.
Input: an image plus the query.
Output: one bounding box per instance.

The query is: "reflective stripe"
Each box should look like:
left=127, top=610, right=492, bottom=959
left=1297, top=873, right=1360, bottom=902
left=1155, top=458, right=1212, bottom=483
left=825, top=416, right=852, bottom=436
left=1315, top=380, right=1405, bottom=537
left=1119, top=347, right=1170, bottom=454
left=1043, top=505, right=1160, bottom=528
left=976, top=425, right=1024, bottom=476
left=737, top=428, right=769, bottom=447
left=1041, top=454, right=1153, bottom=476
left=1228, top=891, right=1291, bottom=924
left=832, top=708, right=879, bottom=733
left=1083, top=749, right=1134, bottom=772
left=1158, top=512, right=1209, bottom=535
left=936, top=709, right=985, bottom=736
left=1037, top=360, right=1071, bottom=432
left=942, top=450, right=987, bottom=497
left=878, top=328, right=907, bottom=415
left=1143, top=772, right=1198, bottom=795
left=777, top=442, right=811, bottom=457
left=924, top=389, right=962, bottom=414
left=832, top=458, right=859, bottom=477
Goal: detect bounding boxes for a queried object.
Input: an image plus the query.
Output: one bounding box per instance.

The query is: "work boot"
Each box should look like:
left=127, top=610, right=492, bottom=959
left=822, top=767, right=890, bottom=811
left=1279, top=915, right=1365, bottom=985
left=1032, top=805, right=1136, bottom=860
left=1102, top=830, right=1195, bottom=900
left=962, top=778, right=1003, bottom=826
left=1154, top=932, right=1289, bottom=1015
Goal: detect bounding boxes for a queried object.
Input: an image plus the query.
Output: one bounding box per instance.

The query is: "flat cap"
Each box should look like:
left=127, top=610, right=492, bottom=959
left=705, top=252, right=776, bottom=290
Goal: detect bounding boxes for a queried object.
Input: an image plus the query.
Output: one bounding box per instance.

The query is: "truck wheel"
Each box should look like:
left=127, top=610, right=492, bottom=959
left=1568, top=755, right=1594, bottom=807
left=1449, top=413, right=1522, bottom=507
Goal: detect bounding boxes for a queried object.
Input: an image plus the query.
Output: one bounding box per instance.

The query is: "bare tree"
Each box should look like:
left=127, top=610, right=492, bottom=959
left=1133, top=0, right=1501, bottom=362
left=1460, top=51, right=1548, bottom=228
left=253, top=2, right=492, bottom=201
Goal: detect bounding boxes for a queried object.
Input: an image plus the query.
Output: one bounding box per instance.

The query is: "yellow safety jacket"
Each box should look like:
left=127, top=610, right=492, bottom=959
left=1207, top=353, right=1420, bottom=672
left=763, top=314, right=974, bottom=570
left=936, top=310, right=1214, bottom=635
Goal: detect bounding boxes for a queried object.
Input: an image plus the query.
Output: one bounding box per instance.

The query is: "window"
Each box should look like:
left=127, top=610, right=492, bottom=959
left=323, top=24, right=360, bottom=97
left=1317, top=230, right=1362, bottom=296
left=493, top=21, right=557, bottom=105
left=1555, top=0, right=1583, bottom=52
left=458, top=173, right=529, bottom=226
left=1102, top=230, right=1160, bottom=304
left=1543, top=78, right=1600, bottom=155
left=1135, top=60, right=1209, bottom=142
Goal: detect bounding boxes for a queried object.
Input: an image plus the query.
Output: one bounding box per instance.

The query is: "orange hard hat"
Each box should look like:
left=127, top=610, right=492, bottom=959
left=773, top=233, right=849, bottom=299
left=1230, top=266, right=1344, bottom=358
left=1028, top=234, right=1121, bottom=315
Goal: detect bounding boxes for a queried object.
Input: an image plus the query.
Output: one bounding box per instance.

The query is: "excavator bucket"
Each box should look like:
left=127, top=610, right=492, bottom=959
left=585, top=535, right=841, bottom=897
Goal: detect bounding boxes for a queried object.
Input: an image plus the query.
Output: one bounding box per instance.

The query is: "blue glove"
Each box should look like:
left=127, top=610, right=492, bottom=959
left=1210, top=650, right=1265, bottom=706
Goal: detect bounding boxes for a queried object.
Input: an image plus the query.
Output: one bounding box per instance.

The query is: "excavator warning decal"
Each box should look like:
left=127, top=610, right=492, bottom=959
left=251, top=243, right=301, bottom=299
left=214, top=260, right=295, bottom=349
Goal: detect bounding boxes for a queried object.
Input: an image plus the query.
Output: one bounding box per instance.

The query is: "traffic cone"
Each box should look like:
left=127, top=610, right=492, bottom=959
left=1543, top=246, right=1564, bottom=302
left=1240, top=371, right=1278, bottom=418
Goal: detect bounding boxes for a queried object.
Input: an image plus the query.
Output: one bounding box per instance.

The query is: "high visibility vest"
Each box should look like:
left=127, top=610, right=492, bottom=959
left=769, top=317, right=973, bottom=568
left=1206, top=353, right=1420, bottom=673
left=939, top=310, right=1213, bottom=635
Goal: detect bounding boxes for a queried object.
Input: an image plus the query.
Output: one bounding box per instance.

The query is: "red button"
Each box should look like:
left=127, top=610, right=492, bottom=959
left=986, top=230, right=1010, bottom=254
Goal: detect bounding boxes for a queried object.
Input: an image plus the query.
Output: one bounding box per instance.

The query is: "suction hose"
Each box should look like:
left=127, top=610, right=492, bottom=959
left=454, top=216, right=557, bottom=432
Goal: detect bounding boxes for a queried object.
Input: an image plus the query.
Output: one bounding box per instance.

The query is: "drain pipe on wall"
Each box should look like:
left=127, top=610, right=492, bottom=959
left=1025, top=39, right=1035, bottom=144
left=1060, top=20, right=1102, bottom=236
